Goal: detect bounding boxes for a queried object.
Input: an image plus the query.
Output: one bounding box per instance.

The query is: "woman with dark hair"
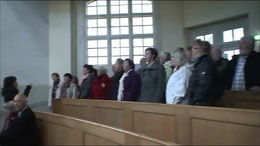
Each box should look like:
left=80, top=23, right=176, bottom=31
left=117, top=59, right=141, bottom=101
left=2, top=76, right=32, bottom=103
left=138, top=48, right=166, bottom=103
left=48, top=73, right=61, bottom=107
left=78, top=64, right=95, bottom=99
left=56, top=73, right=78, bottom=99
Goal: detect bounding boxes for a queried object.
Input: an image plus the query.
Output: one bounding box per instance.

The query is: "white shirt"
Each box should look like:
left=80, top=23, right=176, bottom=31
left=166, top=65, right=192, bottom=104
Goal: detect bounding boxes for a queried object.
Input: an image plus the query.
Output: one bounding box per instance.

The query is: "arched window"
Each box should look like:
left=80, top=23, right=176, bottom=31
left=86, top=0, right=154, bottom=65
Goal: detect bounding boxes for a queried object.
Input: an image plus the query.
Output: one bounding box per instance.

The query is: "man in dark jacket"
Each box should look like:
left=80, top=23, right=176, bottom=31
left=185, top=40, right=217, bottom=106
left=226, top=36, right=260, bottom=91
left=0, top=94, right=37, bottom=145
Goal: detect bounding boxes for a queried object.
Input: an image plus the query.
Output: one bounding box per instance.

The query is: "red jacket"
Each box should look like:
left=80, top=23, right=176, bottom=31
left=90, top=74, right=112, bottom=100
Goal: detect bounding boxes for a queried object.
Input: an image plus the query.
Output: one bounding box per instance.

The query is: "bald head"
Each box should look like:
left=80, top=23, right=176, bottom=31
left=14, top=94, right=28, bottom=110
left=239, top=36, right=255, bottom=56
left=211, top=48, right=222, bottom=61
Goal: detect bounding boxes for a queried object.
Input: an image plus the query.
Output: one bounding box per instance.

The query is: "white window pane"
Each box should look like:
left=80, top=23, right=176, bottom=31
left=121, top=56, right=129, bottom=60
left=98, top=49, right=107, bottom=56
left=223, top=30, right=233, bottom=42
left=142, top=0, right=152, bottom=4
left=88, top=28, right=97, bottom=36
left=133, top=5, right=142, bottom=13
left=196, top=36, right=204, bottom=41
left=120, top=27, right=129, bottom=34
left=97, top=1, right=106, bottom=6
left=120, top=0, right=128, bottom=5
left=88, top=1, right=97, bottom=7
left=111, top=6, right=120, bottom=14
left=205, top=34, right=213, bottom=44
left=142, top=4, right=152, bottom=13
left=98, top=28, right=107, bottom=35
left=132, top=1, right=142, bottom=5
left=134, top=39, right=143, bottom=46
left=134, top=47, right=144, bottom=55
left=98, top=40, right=107, bottom=48
left=234, top=28, right=244, bottom=41
left=88, top=49, right=97, bottom=56
left=98, top=57, right=107, bottom=65
left=234, top=49, right=240, bottom=55
left=88, top=19, right=97, bottom=27
left=121, top=48, right=129, bottom=55
left=143, top=17, right=153, bottom=25
left=120, top=18, right=129, bottom=26
left=88, top=57, right=98, bottom=65
left=111, top=0, right=119, bottom=6
left=133, top=17, right=143, bottom=25
left=97, top=6, right=106, bottom=15
left=98, top=19, right=107, bottom=27
left=87, top=7, right=97, bottom=15
left=143, top=26, right=153, bottom=34
left=121, top=39, right=129, bottom=47
left=134, top=56, right=144, bottom=64
left=112, top=48, right=120, bottom=56
left=111, top=27, right=120, bottom=35
left=120, top=5, right=128, bottom=14
left=133, top=26, right=143, bottom=34
left=88, top=40, right=97, bottom=48
left=111, top=18, right=120, bottom=26
left=223, top=50, right=234, bottom=60
left=144, top=38, right=153, bottom=46
left=112, top=40, right=120, bottom=47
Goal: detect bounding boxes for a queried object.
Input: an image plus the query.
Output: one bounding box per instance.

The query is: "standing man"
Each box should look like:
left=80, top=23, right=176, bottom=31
left=138, top=48, right=166, bottom=103
left=226, top=36, right=260, bottom=91
left=0, top=94, right=37, bottom=145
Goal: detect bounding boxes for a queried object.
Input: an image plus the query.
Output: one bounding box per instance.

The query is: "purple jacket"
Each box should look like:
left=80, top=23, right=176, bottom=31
left=122, top=70, right=141, bottom=101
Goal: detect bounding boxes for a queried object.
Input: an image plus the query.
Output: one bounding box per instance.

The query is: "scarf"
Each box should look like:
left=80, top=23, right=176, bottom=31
left=51, top=80, right=60, bottom=99
left=79, top=74, right=88, bottom=86
left=60, top=83, right=70, bottom=98
left=117, top=69, right=133, bottom=101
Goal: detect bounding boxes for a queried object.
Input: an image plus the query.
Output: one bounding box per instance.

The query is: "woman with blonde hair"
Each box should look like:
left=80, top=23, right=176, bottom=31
left=166, top=48, right=192, bottom=104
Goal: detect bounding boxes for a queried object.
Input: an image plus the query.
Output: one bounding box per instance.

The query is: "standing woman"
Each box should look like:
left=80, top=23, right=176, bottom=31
left=117, top=59, right=141, bottom=101
left=48, top=73, right=61, bottom=107
left=166, top=48, right=192, bottom=104
left=78, top=64, right=95, bottom=99
left=138, top=48, right=166, bottom=103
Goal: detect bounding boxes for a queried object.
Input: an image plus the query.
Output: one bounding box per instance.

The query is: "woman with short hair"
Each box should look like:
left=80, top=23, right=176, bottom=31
left=166, top=48, right=192, bottom=104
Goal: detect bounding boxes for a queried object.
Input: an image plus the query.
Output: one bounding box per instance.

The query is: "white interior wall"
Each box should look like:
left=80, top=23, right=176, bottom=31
left=0, top=1, right=49, bottom=108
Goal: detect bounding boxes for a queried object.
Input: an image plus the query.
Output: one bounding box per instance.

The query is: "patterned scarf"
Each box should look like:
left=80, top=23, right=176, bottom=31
left=60, top=83, right=70, bottom=98
left=51, top=80, right=60, bottom=99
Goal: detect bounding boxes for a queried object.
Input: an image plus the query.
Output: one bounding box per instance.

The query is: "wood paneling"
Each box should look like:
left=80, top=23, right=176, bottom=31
left=35, top=111, right=176, bottom=145
left=52, top=99, right=260, bottom=145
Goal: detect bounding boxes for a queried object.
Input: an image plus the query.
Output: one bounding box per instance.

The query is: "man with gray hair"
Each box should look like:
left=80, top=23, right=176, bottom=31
left=226, top=36, right=260, bottom=91
left=0, top=94, right=37, bottom=145
left=159, top=51, right=173, bottom=83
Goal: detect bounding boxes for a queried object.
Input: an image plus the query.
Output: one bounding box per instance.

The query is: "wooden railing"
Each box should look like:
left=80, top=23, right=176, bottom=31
left=216, top=91, right=260, bottom=110
left=35, top=111, right=177, bottom=145
left=52, top=99, right=260, bottom=145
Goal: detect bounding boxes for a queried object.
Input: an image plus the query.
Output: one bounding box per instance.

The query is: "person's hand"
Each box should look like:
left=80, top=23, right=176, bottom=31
left=249, top=86, right=260, bottom=92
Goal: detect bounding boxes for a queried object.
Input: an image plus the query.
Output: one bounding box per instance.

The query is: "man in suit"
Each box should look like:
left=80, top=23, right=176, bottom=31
left=0, top=94, right=37, bottom=145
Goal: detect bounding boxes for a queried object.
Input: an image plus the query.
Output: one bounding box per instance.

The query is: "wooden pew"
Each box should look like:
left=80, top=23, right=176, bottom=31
left=35, top=111, right=177, bottom=145
left=216, top=91, right=260, bottom=110
left=52, top=99, right=260, bottom=145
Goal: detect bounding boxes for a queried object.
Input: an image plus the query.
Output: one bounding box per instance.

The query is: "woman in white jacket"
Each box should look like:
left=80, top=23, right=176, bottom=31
left=166, top=48, right=192, bottom=104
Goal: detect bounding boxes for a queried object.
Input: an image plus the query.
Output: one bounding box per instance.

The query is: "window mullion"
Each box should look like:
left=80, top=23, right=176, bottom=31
left=129, top=0, right=134, bottom=60
left=107, top=0, right=112, bottom=67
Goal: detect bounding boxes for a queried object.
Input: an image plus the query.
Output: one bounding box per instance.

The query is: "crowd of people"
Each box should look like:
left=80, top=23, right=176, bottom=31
left=0, top=35, right=259, bottom=145
left=46, top=35, right=260, bottom=106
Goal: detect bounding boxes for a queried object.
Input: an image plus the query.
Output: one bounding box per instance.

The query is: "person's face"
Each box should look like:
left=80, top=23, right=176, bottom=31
left=63, top=76, right=71, bottom=83
left=185, top=49, right=192, bottom=61
left=239, top=39, right=253, bottom=56
left=145, top=50, right=154, bottom=62
left=159, top=55, right=166, bottom=64
left=123, top=61, right=131, bottom=72
left=171, top=53, right=179, bottom=67
left=211, top=48, right=222, bottom=61
left=14, top=96, right=25, bottom=110
left=52, top=75, right=59, bottom=82
left=191, top=44, right=202, bottom=59
left=97, top=69, right=103, bottom=76
left=82, top=68, right=88, bottom=75
left=114, top=62, right=122, bottom=72
left=13, top=80, right=18, bottom=88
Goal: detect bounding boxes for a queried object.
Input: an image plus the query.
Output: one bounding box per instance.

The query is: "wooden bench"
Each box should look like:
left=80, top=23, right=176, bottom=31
left=216, top=90, right=260, bottom=110
left=35, top=111, right=177, bottom=145
left=52, top=99, right=260, bottom=145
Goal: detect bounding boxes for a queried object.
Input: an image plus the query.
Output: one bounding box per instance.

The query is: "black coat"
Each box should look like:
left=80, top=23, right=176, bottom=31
left=185, top=55, right=217, bottom=106
left=0, top=107, right=38, bottom=145
left=2, top=85, right=32, bottom=103
left=78, top=73, right=95, bottom=99
left=226, top=50, right=260, bottom=90
left=109, top=71, right=124, bottom=100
